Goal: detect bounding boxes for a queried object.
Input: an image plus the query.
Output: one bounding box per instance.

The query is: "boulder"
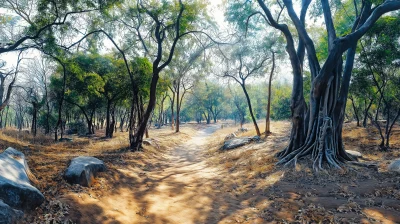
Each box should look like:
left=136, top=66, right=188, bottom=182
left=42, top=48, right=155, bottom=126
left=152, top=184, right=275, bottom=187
left=0, top=147, right=44, bottom=211
left=0, top=200, right=23, bottom=224
left=221, top=136, right=259, bottom=151
left=346, top=150, right=362, bottom=158
left=388, top=159, right=400, bottom=173
left=64, top=156, right=106, bottom=187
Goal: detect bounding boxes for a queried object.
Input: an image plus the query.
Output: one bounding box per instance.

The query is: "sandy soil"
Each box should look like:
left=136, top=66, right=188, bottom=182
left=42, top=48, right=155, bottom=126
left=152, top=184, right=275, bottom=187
left=62, top=125, right=253, bottom=223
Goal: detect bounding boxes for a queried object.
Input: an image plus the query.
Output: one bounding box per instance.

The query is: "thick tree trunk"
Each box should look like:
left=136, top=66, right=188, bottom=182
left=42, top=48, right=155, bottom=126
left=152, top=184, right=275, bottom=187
left=130, top=71, right=160, bottom=151
left=263, top=0, right=400, bottom=169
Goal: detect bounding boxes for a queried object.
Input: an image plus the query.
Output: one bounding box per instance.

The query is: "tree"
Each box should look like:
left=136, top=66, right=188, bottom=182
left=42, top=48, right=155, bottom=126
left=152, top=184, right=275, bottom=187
left=265, top=51, right=275, bottom=135
left=235, top=0, right=400, bottom=169
left=0, top=0, right=118, bottom=54
left=53, top=53, right=105, bottom=135
left=0, top=51, right=23, bottom=112
left=228, top=84, right=247, bottom=128
left=119, top=0, right=211, bottom=150
left=100, top=56, right=130, bottom=138
left=186, top=81, right=225, bottom=124
left=167, top=39, right=208, bottom=132
left=357, top=15, right=400, bottom=149
left=222, top=40, right=270, bottom=136
left=22, top=57, right=54, bottom=134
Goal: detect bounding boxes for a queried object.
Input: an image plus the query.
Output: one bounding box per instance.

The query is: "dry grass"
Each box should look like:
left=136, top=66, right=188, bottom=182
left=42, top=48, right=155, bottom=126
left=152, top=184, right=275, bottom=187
left=0, top=124, right=200, bottom=223
left=204, top=120, right=400, bottom=223
left=206, top=121, right=290, bottom=178
left=2, top=120, right=400, bottom=223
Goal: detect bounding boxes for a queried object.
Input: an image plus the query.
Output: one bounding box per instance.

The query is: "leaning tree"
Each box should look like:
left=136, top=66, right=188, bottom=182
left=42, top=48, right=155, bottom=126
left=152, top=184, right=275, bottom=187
left=238, top=0, right=400, bottom=169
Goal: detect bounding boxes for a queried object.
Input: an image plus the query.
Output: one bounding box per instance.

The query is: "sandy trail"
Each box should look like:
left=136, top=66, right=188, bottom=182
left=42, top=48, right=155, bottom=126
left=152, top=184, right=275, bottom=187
left=65, top=125, right=247, bottom=224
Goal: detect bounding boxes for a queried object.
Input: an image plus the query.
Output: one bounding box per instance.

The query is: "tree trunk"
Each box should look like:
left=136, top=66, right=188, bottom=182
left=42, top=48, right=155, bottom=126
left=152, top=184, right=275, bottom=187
left=176, top=80, right=180, bottom=132
left=350, top=96, right=360, bottom=126
left=105, top=99, right=113, bottom=138
left=265, top=52, right=275, bottom=135
left=109, top=105, right=116, bottom=138
left=170, top=89, right=175, bottom=130
left=241, top=83, right=260, bottom=136
left=4, top=106, right=9, bottom=128
left=54, top=58, right=66, bottom=141
left=120, top=109, right=127, bottom=132
left=130, top=70, right=160, bottom=151
left=260, top=0, right=398, bottom=169
left=363, top=98, right=373, bottom=127
left=386, top=109, right=400, bottom=148
left=31, top=103, right=37, bottom=136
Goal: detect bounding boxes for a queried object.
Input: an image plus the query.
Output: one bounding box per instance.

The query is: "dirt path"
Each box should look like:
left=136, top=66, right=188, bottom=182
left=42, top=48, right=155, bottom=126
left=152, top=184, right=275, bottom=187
left=65, top=125, right=249, bottom=224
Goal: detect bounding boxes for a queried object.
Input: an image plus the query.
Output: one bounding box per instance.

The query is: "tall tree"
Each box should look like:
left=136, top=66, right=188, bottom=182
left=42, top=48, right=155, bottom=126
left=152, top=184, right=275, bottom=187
left=234, top=0, right=400, bottom=169
left=222, top=40, right=270, bottom=136
left=167, top=39, right=208, bottom=132
left=120, top=0, right=211, bottom=150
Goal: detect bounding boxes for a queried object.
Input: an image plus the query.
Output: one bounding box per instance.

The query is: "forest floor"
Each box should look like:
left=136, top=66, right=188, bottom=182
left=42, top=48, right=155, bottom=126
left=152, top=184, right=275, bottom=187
left=0, top=121, right=400, bottom=223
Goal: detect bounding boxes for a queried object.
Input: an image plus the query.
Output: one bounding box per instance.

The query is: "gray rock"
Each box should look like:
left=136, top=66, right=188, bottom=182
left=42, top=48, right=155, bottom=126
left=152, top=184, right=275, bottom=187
left=346, top=150, right=362, bottom=158
left=252, top=135, right=261, bottom=142
left=59, top=137, right=73, bottom=142
left=143, top=139, right=160, bottom=148
left=224, top=133, right=237, bottom=140
left=237, top=128, right=248, bottom=132
left=0, top=147, right=44, bottom=211
left=64, top=156, right=106, bottom=187
left=221, top=136, right=259, bottom=151
left=0, top=199, right=23, bottom=224
left=388, top=159, right=400, bottom=173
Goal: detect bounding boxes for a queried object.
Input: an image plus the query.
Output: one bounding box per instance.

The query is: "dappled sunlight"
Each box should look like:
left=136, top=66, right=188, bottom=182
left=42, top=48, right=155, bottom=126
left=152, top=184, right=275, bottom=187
left=363, top=208, right=400, bottom=224
left=2, top=121, right=400, bottom=223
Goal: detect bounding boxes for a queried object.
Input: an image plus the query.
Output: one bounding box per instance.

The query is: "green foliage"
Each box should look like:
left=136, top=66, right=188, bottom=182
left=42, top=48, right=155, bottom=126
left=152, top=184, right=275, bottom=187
left=270, top=83, right=291, bottom=120
left=131, top=57, right=153, bottom=98
left=226, top=0, right=260, bottom=33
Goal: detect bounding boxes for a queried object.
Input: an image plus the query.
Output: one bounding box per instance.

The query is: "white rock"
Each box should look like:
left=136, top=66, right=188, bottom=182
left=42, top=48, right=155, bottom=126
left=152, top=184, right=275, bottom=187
left=346, top=150, right=363, bottom=158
